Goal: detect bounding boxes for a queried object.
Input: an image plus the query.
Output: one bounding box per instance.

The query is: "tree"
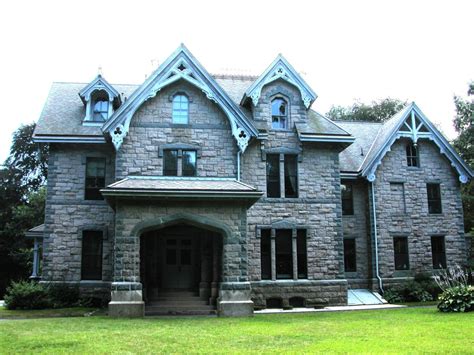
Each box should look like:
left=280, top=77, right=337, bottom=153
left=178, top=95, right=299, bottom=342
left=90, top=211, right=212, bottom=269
left=0, top=123, right=48, bottom=296
left=326, top=98, right=407, bottom=122
left=453, top=82, right=474, bottom=233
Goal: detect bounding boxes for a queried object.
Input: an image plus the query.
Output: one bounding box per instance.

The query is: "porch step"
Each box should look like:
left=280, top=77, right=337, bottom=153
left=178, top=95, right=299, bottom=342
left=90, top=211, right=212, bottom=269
left=145, top=291, right=216, bottom=316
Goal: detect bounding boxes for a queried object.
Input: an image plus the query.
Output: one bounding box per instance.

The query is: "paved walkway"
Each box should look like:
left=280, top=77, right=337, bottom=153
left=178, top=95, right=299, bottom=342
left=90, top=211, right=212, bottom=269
left=255, top=304, right=405, bottom=314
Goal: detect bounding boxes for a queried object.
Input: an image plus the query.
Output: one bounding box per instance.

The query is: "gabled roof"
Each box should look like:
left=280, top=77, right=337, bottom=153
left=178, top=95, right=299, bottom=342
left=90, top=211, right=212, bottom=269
left=359, top=103, right=473, bottom=183
left=78, top=74, right=120, bottom=105
left=102, top=44, right=258, bottom=152
left=242, top=54, right=317, bottom=109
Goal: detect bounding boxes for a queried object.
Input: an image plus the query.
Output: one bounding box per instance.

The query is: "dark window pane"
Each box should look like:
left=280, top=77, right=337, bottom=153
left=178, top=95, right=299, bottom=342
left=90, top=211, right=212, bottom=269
left=271, top=98, right=288, bottom=129
left=393, top=237, right=409, bottom=270
left=297, top=229, right=307, bottom=278
left=343, top=239, right=357, bottom=272
left=81, top=231, right=103, bottom=280
left=180, top=249, right=191, bottom=265
left=172, top=94, right=189, bottom=124
left=266, top=154, right=280, bottom=198
left=182, top=150, right=197, bottom=176
left=427, top=183, right=442, bottom=214
left=406, top=144, right=419, bottom=167
left=431, top=236, right=446, bottom=269
left=163, top=150, right=178, bottom=176
left=261, top=229, right=271, bottom=280
left=284, top=155, right=298, bottom=198
left=85, top=157, right=106, bottom=200
left=93, top=100, right=109, bottom=121
left=276, top=229, right=292, bottom=279
left=341, top=184, right=354, bottom=215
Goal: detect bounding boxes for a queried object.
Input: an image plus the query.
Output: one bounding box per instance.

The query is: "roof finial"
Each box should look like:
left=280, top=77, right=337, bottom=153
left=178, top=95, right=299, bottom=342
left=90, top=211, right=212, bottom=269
left=98, top=66, right=103, bottom=76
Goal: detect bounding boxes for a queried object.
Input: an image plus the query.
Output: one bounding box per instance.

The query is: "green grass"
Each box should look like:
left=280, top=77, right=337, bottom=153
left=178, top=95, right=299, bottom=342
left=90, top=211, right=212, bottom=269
left=0, top=308, right=473, bottom=353
left=0, top=306, right=100, bottom=319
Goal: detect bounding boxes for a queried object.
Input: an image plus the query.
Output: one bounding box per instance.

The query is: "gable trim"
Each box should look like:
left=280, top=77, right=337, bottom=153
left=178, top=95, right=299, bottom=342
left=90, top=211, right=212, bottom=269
left=102, top=44, right=258, bottom=153
left=242, top=54, right=317, bottom=109
left=362, top=103, right=473, bottom=183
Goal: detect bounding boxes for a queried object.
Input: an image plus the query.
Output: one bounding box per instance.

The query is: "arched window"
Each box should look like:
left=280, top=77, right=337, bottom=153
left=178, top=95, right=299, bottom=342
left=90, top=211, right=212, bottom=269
left=91, top=90, right=110, bottom=122
left=172, top=94, right=189, bottom=124
left=271, top=98, right=288, bottom=129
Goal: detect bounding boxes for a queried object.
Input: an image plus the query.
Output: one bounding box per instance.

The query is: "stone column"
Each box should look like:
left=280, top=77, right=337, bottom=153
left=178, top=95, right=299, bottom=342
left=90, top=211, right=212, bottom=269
left=210, top=236, right=219, bottom=305
left=108, top=225, right=144, bottom=317
left=29, top=237, right=41, bottom=280
left=279, top=154, right=285, bottom=198
left=292, top=229, right=298, bottom=280
left=199, top=234, right=211, bottom=300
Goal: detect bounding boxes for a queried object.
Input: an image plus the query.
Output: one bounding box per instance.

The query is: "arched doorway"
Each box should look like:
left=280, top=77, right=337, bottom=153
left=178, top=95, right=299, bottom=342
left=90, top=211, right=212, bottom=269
left=140, top=223, right=222, bottom=309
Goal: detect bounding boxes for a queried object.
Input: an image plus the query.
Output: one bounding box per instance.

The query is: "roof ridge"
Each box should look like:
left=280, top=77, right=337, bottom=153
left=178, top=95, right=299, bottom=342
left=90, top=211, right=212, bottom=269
left=212, top=73, right=259, bottom=80
left=53, top=81, right=140, bottom=86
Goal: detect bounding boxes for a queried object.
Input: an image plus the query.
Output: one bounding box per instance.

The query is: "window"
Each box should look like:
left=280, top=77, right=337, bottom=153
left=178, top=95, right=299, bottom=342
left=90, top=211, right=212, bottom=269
left=406, top=143, right=419, bottom=167
left=172, top=94, right=189, bottom=124
left=341, top=184, right=354, bottom=215
left=91, top=90, right=110, bottom=122
left=260, top=228, right=307, bottom=280
left=260, top=229, right=271, bottom=280
left=271, top=98, right=288, bottom=129
left=431, top=236, right=446, bottom=269
left=343, top=238, right=357, bottom=272
left=85, top=158, right=106, bottom=200
left=266, top=154, right=298, bottom=198
left=81, top=231, right=103, bottom=280
left=427, top=183, right=442, bottom=214
left=393, top=237, right=409, bottom=270
left=163, top=149, right=197, bottom=177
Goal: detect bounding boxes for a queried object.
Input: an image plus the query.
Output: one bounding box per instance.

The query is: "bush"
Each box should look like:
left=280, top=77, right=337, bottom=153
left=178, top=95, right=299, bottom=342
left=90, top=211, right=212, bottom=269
left=4, top=280, right=50, bottom=310
left=47, top=283, right=80, bottom=308
left=383, top=275, right=438, bottom=303
left=382, top=288, right=403, bottom=303
left=437, top=285, right=474, bottom=312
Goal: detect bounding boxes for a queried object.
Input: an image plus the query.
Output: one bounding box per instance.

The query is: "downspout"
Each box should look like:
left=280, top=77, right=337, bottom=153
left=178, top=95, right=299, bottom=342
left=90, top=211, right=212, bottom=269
left=370, top=181, right=384, bottom=293
left=237, top=151, right=241, bottom=181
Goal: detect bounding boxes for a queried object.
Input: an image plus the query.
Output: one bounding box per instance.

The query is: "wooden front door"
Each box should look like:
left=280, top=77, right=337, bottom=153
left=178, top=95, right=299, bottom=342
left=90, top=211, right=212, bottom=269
left=162, top=236, right=195, bottom=289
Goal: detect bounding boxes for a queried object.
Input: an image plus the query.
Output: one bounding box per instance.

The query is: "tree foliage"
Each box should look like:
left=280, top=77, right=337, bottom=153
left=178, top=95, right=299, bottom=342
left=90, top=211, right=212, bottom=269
left=453, top=83, right=474, bottom=233
left=326, top=98, right=407, bottom=122
left=0, top=123, right=48, bottom=297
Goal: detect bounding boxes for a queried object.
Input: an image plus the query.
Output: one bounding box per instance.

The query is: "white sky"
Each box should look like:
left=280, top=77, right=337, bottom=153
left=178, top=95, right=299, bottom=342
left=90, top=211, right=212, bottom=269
left=0, top=0, right=472, bottom=163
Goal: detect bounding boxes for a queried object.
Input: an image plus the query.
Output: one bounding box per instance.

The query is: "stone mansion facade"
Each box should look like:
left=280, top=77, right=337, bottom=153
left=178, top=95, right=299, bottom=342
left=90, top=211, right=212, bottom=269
left=31, top=45, right=473, bottom=317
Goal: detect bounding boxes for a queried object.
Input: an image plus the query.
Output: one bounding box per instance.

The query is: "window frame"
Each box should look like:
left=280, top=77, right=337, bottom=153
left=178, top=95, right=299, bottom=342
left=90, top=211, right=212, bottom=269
left=81, top=230, right=103, bottom=280
left=271, top=97, right=289, bottom=130
left=90, top=90, right=110, bottom=122
left=266, top=153, right=298, bottom=199
left=427, top=183, right=442, bottom=214
left=341, top=183, right=354, bottom=215
left=406, top=143, right=420, bottom=167
left=393, top=236, right=410, bottom=271
left=162, top=149, right=197, bottom=177
left=172, top=93, right=189, bottom=124
left=85, top=157, right=106, bottom=200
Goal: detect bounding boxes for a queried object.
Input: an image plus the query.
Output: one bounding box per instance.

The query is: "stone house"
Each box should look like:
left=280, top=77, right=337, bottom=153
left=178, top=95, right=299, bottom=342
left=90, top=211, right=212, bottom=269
left=31, top=44, right=473, bottom=316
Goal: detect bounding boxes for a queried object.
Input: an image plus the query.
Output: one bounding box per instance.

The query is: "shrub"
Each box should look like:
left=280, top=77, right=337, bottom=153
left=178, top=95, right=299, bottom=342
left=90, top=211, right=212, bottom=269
left=47, top=283, right=80, bottom=308
left=4, top=280, right=50, bottom=310
left=437, top=285, right=474, bottom=312
left=383, top=288, right=403, bottom=303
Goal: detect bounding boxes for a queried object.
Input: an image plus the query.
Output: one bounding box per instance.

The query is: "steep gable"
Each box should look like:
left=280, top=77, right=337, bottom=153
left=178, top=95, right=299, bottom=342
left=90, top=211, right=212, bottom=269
left=102, top=44, right=258, bottom=152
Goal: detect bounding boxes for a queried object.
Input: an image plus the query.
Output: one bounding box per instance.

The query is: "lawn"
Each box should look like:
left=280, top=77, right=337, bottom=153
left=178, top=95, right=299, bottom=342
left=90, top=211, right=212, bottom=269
left=0, top=307, right=473, bottom=353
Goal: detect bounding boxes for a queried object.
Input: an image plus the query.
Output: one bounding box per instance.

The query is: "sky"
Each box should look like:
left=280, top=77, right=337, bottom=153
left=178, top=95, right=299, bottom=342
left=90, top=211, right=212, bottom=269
left=0, top=0, right=472, bottom=163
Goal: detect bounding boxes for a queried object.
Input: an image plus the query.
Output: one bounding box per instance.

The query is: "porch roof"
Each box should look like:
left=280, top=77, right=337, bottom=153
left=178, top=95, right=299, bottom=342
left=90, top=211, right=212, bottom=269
left=25, top=224, right=44, bottom=239
left=101, top=176, right=263, bottom=205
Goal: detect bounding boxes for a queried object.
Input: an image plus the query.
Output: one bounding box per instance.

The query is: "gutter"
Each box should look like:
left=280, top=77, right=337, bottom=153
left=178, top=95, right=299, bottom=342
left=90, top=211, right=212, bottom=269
left=370, top=181, right=384, bottom=293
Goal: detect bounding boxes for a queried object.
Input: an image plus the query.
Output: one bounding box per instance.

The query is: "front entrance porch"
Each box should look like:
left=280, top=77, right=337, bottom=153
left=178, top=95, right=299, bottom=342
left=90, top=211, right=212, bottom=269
left=140, top=224, right=222, bottom=315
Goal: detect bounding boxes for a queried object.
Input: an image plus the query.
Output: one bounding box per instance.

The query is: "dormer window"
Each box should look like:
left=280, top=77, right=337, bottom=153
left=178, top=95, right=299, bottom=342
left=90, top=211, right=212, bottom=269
left=271, top=98, right=288, bottom=129
left=92, top=91, right=110, bottom=122
left=79, top=74, right=121, bottom=125
left=172, top=94, right=189, bottom=124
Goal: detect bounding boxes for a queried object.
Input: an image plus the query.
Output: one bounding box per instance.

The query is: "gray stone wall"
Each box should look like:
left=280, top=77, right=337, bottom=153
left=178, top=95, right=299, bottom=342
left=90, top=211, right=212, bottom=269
left=373, top=138, right=467, bottom=279
left=341, top=179, right=372, bottom=288
left=116, top=80, right=238, bottom=180
left=112, top=201, right=249, bottom=283
left=42, top=144, right=115, bottom=284
left=242, top=81, right=347, bottom=305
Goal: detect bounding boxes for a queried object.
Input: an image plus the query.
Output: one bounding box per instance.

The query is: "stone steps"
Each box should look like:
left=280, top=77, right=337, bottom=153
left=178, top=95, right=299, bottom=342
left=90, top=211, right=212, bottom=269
left=145, top=291, right=216, bottom=316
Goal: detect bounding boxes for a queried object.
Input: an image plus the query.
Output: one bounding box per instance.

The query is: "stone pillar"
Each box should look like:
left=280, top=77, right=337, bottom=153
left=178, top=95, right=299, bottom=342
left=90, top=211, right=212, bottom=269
left=210, top=236, right=219, bottom=305
left=108, top=231, right=144, bottom=317
left=29, top=237, right=41, bottom=280
left=271, top=229, right=276, bottom=281
left=292, top=229, right=298, bottom=280
left=218, top=282, right=254, bottom=317
left=279, top=154, right=285, bottom=198
left=199, top=235, right=211, bottom=300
